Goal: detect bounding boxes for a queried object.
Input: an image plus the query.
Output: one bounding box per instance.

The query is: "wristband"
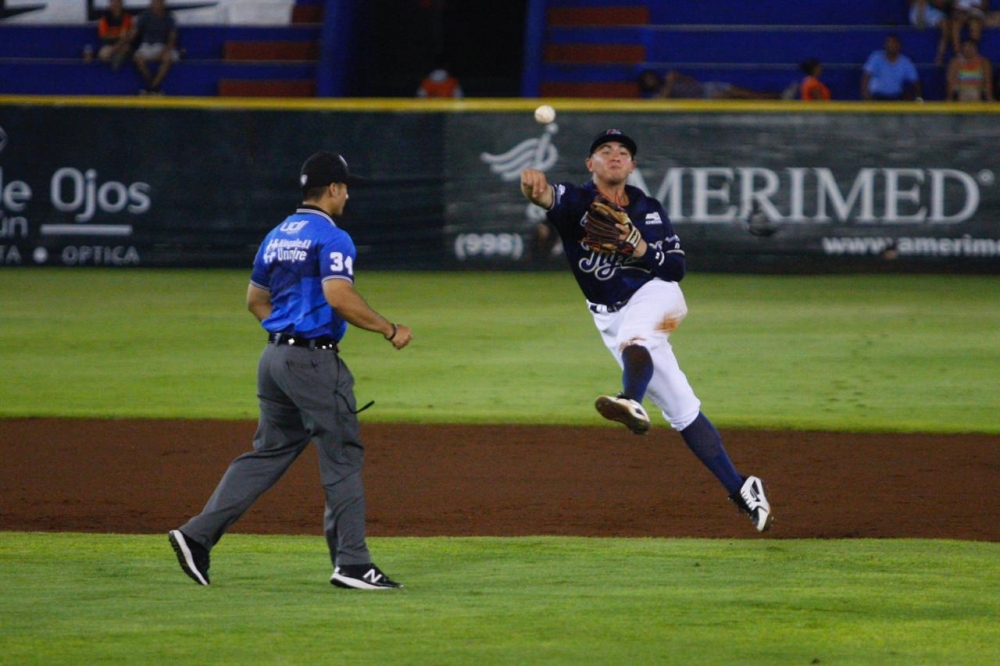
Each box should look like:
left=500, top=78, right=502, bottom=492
left=385, top=323, right=398, bottom=341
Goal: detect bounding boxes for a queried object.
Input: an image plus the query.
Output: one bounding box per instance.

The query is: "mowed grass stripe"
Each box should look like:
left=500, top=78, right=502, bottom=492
left=1, top=533, right=998, bottom=664
left=0, top=269, right=997, bottom=432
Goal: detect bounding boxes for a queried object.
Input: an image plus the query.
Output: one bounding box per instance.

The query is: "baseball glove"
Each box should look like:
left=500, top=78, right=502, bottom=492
left=583, top=196, right=642, bottom=255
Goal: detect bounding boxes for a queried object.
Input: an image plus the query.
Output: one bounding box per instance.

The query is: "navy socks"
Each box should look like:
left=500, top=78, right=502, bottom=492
left=621, top=344, right=653, bottom=402
left=680, top=412, right=743, bottom=494
left=621, top=346, right=740, bottom=494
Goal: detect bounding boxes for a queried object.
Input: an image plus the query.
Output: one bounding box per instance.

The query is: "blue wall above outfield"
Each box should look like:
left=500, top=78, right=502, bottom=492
left=645, top=2, right=907, bottom=26
left=0, top=60, right=317, bottom=96
left=544, top=0, right=908, bottom=25
left=0, top=25, right=321, bottom=59
left=542, top=28, right=939, bottom=66
left=0, top=24, right=323, bottom=97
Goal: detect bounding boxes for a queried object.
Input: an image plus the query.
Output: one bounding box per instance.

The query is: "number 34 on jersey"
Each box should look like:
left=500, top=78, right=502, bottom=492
left=329, top=251, right=354, bottom=276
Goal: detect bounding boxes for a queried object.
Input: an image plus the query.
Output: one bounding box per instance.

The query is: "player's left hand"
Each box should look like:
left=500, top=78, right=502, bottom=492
left=583, top=196, right=643, bottom=256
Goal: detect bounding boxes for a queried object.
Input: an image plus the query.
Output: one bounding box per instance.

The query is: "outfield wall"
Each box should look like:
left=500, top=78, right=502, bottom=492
left=1, top=97, right=998, bottom=273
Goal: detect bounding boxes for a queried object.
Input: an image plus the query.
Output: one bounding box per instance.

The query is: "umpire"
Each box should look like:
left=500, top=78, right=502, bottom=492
left=169, top=151, right=412, bottom=590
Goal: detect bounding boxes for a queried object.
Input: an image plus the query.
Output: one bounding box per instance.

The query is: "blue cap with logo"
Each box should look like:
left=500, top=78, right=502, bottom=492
left=589, top=129, right=637, bottom=157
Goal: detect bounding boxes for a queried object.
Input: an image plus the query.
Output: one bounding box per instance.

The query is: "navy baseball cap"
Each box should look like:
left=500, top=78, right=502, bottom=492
left=589, top=129, right=637, bottom=157
left=299, top=151, right=365, bottom=190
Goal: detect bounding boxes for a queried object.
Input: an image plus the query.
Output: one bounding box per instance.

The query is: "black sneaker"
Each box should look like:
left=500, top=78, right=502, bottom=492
left=168, top=530, right=211, bottom=585
left=331, top=564, right=402, bottom=590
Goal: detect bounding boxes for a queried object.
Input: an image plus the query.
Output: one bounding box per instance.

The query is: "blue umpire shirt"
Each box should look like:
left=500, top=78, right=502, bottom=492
left=250, top=205, right=355, bottom=341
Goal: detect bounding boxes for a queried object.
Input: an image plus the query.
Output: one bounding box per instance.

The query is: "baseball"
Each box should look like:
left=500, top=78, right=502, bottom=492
left=534, top=104, right=556, bottom=124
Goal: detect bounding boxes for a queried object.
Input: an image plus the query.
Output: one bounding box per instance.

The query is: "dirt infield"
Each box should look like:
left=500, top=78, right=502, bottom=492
left=1, top=418, right=997, bottom=541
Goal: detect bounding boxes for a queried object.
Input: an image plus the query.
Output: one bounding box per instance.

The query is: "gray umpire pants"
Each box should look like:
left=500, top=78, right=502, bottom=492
left=179, top=341, right=371, bottom=568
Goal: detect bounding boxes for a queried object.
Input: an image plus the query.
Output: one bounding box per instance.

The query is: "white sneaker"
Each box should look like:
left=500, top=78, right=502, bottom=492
left=730, top=475, right=773, bottom=532
left=595, top=394, right=651, bottom=435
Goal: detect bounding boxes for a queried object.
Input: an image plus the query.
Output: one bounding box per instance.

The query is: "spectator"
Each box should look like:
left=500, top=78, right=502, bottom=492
left=130, top=0, right=180, bottom=95
left=799, top=59, right=832, bottom=100
left=84, top=0, right=133, bottom=71
left=656, top=70, right=781, bottom=99
left=951, top=0, right=988, bottom=55
left=417, top=63, right=463, bottom=98
left=947, top=38, right=995, bottom=100
left=637, top=69, right=666, bottom=98
left=861, top=34, right=923, bottom=101
left=909, top=0, right=953, bottom=65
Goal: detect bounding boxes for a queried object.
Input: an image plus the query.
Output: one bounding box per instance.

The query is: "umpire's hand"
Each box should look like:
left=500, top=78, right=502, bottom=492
left=388, top=324, right=412, bottom=350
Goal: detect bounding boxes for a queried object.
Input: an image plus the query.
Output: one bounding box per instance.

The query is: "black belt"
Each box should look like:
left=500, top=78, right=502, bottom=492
left=268, top=332, right=339, bottom=351
left=589, top=298, right=630, bottom=314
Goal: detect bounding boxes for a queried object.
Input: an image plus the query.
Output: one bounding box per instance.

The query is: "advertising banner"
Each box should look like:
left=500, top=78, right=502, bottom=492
left=452, top=111, right=1000, bottom=273
left=0, top=103, right=446, bottom=269
left=1, top=101, right=998, bottom=272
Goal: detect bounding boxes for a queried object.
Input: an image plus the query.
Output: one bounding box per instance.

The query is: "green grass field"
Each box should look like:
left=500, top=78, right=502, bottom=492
left=2, top=534, right=998, bottom=665
left=2, top=269, right=998, bottom=431
left=2, top=269, right=998, bottom=664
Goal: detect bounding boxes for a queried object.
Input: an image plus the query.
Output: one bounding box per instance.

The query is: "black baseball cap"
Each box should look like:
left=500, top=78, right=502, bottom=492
left=299, top=151, right=365, bottom=190
left=589, top=129, right=637, bottom=157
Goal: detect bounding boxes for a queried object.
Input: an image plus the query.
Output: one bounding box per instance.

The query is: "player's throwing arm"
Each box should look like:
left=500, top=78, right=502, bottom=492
left=521, top=169, right=554, bottom=209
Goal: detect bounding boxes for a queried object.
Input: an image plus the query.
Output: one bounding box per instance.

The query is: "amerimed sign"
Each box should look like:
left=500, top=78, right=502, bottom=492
left=1, top=100, right=997, bottom=273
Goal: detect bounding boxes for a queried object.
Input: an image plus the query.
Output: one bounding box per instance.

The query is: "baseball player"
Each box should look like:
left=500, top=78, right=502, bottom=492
left=520, top=129, right=773, bottom=532
left=169, top=151, right=411, bottom=589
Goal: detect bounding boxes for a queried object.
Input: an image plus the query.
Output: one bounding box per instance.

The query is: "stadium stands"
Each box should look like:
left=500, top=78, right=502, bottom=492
left=1, top=0, right=997, bottom=99
left=0, top=3, right=321, bottom=97
left=536, top=0, right=1000, bottom=100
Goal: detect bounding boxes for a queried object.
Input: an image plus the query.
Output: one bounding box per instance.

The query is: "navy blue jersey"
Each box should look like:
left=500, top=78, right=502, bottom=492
left=250, top=206, right=356, bottom=341
left=546, top=181, right=685, bottom=306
